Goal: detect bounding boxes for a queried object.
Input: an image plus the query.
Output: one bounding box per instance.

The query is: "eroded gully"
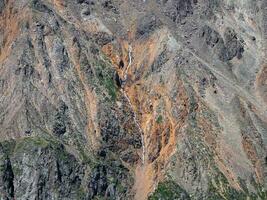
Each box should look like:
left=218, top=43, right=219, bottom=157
left=121, top=44, right=146, bottom=165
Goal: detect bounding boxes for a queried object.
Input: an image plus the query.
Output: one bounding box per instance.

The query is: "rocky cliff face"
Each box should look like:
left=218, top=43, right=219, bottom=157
left=0, top=0, right=267, bottom=199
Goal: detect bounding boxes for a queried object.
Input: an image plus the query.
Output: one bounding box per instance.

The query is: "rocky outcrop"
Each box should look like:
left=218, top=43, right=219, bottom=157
left=0, top=0, right=267, bottom=199
left=0, top=143, right=14, bottom=200
left=0, top=137, right=85, bottom=200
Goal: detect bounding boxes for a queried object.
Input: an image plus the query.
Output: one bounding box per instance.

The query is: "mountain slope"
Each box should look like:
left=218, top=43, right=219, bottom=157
left=0, top=0, right=267, bottom=199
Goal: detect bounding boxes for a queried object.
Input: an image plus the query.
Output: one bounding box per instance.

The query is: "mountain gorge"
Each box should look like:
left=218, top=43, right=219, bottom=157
left=0, top=0, right=267, bottom=199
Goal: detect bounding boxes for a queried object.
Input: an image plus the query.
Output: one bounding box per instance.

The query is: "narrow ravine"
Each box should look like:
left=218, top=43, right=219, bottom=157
left=120, top=44, right=152, bottom=200
left=121, top=89, right=146, bottom=164
left=123, top=45, right=132, bottom=80
left=121, top=44, right=146, bottom=164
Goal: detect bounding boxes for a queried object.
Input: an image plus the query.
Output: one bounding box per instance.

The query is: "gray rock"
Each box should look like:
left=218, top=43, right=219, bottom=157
left=0, top=0, right=5, bottom=14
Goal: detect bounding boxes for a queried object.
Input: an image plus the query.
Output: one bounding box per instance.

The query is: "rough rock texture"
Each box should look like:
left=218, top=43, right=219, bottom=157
left=0, top=0, right=267, bottom=199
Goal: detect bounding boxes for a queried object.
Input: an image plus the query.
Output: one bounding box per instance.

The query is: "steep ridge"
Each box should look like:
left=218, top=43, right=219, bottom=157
left=0, top=0, right=267, bottom=199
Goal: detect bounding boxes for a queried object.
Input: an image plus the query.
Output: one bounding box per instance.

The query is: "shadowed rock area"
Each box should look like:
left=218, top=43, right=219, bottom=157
left=0, top=0, right=267, bottom=199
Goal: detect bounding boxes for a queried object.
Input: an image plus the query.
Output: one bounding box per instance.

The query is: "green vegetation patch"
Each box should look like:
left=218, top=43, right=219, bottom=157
left=149, top=180, right=190, bottom=200
left=103, top=77, right=117, bottom=101
left=14, top=136, right=54, bottom=153
left=0, top=139, right=16, bottom=156
left=94, top=60, right=117, bottom=102
left=206, top=169, right=267, bottom=200
left=156, top=115, right=163, bottom=124
left=0, top=136, right=96, bottom=167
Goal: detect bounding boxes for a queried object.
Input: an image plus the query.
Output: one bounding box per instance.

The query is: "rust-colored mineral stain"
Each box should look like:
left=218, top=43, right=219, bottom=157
left=242, top=136, right=264, bottom=183
left=101, top=27, right=190, bottom=199
left=52, top=0, right=66, bottom=10
left=215, top=156, right=243, bottom=191
left=0, top=0, right=27, bottom=63
left=124, top=75, right=185, bottom=199
left=256, top=64, right=267, bottom=105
